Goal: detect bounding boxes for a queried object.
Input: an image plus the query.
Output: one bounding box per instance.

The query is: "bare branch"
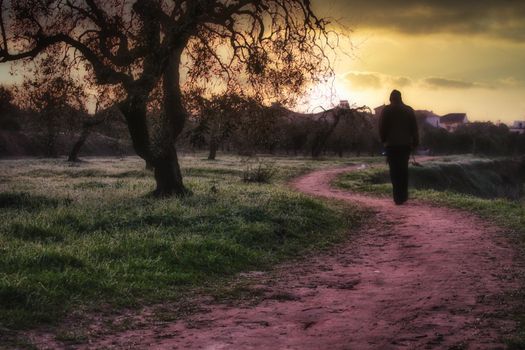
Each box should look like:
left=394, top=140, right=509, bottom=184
left=0, top=0, right=8, bottom=52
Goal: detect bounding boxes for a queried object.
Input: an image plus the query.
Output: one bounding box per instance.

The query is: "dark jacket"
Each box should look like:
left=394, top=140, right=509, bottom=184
left=379, top=103, right=419, bottom=148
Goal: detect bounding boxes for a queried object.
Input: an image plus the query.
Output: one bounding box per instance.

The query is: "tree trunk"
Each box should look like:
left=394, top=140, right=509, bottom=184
left=118, top=95, right=180, bottom=196
left=310, top=112, right=342, bottom=159
left=208, top=139, right=218, bottom=160
left=151, top=48, right=188, bottom=196
left=46, top=133, right=57, bottom=158
left=153, top=144, right=187, bottom=197
left=68, top=102, right=110, bottom=162
left=117, top=45, right=189, bottom=197
left=68, top=128, right=91, bottom=162
left=45, top=114, right=58, bottom=157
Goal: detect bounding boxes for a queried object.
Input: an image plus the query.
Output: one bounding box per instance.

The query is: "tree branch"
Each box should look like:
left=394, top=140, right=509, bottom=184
left=0, top=0, right=7, bottom=52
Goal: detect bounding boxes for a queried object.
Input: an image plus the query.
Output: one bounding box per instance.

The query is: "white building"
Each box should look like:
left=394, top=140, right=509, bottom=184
left=510, top=121, right=525, bottom=134
left=339, top=100, right=351, bottom=109
left=439, top=113, right=469, bottom=132
left=417, top=110, right=441, bottom=128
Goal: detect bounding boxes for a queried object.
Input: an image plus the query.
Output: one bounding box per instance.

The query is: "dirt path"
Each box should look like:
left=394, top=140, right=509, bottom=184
left=34, top=166, right=521, bottom=349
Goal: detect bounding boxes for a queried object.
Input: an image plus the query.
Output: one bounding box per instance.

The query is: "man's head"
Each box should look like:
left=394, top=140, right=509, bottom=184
left=390, top=90, right=403, bottom=105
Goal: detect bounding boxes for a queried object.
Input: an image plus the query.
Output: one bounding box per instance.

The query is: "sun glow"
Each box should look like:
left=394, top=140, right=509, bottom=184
left=298, top=28, right=525, bottom=123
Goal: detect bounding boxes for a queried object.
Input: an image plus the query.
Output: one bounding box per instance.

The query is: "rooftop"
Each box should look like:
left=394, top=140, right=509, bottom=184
left=440, top=113, right=467, bottom=124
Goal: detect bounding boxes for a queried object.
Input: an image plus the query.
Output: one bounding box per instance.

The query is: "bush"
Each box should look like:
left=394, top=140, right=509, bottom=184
left=241, top=159, right=277, bottom=183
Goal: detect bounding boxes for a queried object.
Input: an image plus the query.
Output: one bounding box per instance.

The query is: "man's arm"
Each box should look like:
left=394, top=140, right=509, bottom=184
left=379, top=109, right=388, bottom=144
left=409, top=109, right=419, bottom=148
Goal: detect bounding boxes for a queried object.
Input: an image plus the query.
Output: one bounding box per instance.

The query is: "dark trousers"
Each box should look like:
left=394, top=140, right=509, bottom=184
left=386, top=145, right=411, bottom=204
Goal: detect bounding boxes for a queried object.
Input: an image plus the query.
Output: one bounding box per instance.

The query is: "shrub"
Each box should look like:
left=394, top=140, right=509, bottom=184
left=241, top=159, right=277, bottom=183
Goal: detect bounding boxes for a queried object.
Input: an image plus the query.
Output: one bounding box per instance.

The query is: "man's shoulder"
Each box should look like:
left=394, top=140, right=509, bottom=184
left=382, top=104, right=414, bottom=116
left=382, top=104, right=394, bottom=113
left=402, top=104, right=415, bottom=115
left=403, top=104, right=414, bottom=112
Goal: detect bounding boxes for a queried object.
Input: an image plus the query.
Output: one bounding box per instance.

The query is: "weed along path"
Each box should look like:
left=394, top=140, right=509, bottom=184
left=43, top=165, right=520, bottom=349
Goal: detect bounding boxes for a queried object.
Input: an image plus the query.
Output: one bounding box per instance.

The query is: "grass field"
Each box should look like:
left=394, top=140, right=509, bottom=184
left=0, top=154, right=377, bottom=335
left=334, top=156, right=525, bottom=234
left=4, top=153, right=523, bottom=346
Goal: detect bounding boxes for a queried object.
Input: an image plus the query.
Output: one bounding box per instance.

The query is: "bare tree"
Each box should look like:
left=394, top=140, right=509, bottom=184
left=13, top=57, right=87, bottom=157
left=309, top=106, right=368, bottom=158
left=67, top=103, right=121, bottom=162
left=328, top=106, right=373, bottom=157
left=0, top=0, right=336, bottom=196
left=187, top=92, right=246, bottom=160
left=232, top=98, right=283, bottom=155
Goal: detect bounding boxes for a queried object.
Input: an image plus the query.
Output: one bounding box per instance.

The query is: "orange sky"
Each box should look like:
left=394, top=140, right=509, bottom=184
left=1, top=1, right=524, bottom=123
left=308, top=0, right=525, bottom=123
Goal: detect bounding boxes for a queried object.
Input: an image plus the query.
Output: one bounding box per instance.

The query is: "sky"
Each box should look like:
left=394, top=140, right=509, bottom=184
left=308, top=0, right=525, bottom=123
left=1, top=1, right=524, bottom=123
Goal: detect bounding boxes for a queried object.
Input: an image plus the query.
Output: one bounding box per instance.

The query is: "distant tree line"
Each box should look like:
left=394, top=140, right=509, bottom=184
left=419, top=118, right=525, bottom=156
left=1, top=81, right=382, bottom=159
left=182, top=93, right=380, bottom=159
left=2, top=82, right=524, bottom=159
left=182, top=103, right=525, bottom=158
left=0, top=84, right=129, bottom=158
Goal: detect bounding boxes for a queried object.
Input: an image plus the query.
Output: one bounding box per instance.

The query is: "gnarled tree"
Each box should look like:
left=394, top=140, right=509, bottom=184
left=0, top=0, right=336, bottom=196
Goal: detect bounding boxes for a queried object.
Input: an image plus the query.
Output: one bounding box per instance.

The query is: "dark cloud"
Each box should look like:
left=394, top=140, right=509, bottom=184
left=315, top=0, right=525, bottom=42
left=423, top=77, right=487, bottom=89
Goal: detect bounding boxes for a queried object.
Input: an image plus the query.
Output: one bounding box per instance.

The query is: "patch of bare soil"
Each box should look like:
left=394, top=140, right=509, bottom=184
left=29, top=166, right=522, bottom=349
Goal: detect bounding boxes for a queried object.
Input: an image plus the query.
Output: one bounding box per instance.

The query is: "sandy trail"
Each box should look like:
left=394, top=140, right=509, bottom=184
left=36, top=165, right=521, bottom=349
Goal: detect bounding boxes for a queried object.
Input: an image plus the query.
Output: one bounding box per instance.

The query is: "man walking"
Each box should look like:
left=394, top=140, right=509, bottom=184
left=379, top=90, right=419, bottom=205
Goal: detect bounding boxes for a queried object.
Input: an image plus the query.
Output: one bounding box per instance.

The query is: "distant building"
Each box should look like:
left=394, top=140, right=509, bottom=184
left=339, top=100, right=351, bottom=109
left=417, top=110, right=441, bottom=128
left=439, top=113, right=468, bottom=132
left=374, top=104, right=386, bottom=117
left=510, top=120, right=525, bottom=134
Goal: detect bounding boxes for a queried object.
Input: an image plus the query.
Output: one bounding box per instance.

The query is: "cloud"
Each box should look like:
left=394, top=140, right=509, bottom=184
left=423, top=77, right=477, bottom=89
left=423, top=77, right=491, bottom=89
left=344, top=71, right=412, bottom=89
left=390, top=76, right=412, bottom=88
left=498, top=77, right=525, bottom=88
left=344, top=71, right=495, bottom=90
left=315, top=0, right=525, bottom=42
left=344, top=72, right=382, bottom=89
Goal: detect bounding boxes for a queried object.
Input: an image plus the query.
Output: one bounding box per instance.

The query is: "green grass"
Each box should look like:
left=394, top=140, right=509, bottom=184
left=0, top=154, right=373, bottom=333
left=334, top=157, right=525, bottom=232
